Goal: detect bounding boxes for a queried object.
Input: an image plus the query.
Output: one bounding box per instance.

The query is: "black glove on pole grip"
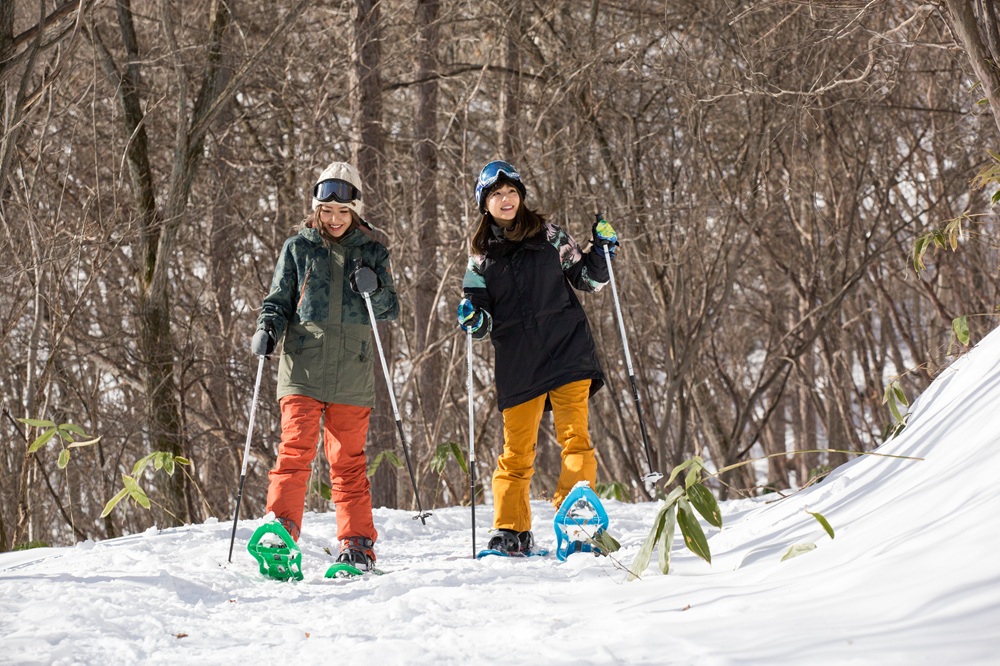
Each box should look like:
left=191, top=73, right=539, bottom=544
left=351, top=258, right=379, bottom=295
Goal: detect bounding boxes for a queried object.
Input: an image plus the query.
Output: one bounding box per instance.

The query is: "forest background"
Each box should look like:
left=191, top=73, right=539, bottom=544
left=3, top=0, right=1000, bottom=551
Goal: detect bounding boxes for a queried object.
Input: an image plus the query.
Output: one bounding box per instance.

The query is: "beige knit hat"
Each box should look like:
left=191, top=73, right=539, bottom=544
left=312, top=161, right=364, bottom=217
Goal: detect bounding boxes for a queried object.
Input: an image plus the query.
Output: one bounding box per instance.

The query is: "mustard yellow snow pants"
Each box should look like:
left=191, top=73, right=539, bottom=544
left=492, top=379, right=596, bottom=532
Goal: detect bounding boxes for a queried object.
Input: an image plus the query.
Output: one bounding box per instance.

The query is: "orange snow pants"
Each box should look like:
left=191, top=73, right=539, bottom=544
left=492, top=379, right=596, bottom=532
left=266, top=395, right=376, bottom=544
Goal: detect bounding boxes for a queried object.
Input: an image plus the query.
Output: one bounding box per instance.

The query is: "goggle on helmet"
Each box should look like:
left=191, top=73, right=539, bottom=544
left=475, top=160, right=526, bottom=213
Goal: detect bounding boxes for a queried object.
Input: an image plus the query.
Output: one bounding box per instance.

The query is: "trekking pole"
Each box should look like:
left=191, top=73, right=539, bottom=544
left=467, top=329, right=477, bottom=557
left=359, top=277, right=431, bottom=524
left=228, top=354, right=266, bottom=563
left=597, top=212, right=663, bottom=486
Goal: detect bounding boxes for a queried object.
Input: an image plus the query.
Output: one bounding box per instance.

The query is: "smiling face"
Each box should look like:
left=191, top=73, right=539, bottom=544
left=486, top=184, right=520, bottom=228
left=317, top=203, right=354, bottom=238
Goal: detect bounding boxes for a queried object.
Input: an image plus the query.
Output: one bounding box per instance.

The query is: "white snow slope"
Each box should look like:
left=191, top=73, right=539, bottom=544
left=3, top=327, right=1000, bottom=665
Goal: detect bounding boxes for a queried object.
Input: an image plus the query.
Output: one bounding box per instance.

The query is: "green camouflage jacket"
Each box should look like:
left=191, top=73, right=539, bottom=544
left=258, top=225, right=399, bottom=407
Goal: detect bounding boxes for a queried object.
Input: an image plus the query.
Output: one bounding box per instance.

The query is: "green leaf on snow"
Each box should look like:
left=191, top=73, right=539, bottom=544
left=807, top=510, right=835, bottom=539
left=687, top=482, right=723, bottom=529
left=782, top=543, right=817, bottom=561
left=658, top=504, right=677, bottom=575
left=592, top=529, right=621, bottom=555
left=677, top=498, right=711, bottom=564
left=628, top=502, right=670, bottom=582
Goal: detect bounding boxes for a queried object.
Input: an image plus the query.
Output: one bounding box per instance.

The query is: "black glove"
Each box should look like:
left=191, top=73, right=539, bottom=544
left=350, top=261, right=380, bottom=295
left=251, top=321, right=276, bottom=357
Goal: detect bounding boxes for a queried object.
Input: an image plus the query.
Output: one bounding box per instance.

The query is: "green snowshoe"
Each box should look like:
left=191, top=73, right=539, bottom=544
left=247, top=521, right=303, bottom=581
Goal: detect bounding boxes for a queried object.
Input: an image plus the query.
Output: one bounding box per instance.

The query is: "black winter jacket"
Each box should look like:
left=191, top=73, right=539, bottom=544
left=462, top=222, right=609, bottom=411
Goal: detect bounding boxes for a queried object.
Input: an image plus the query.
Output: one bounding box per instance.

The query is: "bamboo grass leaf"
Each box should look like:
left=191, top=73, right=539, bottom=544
left=657, top=504, right=677, bottom=574
left=687, top=483, right=723, bottom=529
left=782, top=543, right=816, bottom=561
left=101, top=488, right=130, bottom=518
left=27, top=429, right=57, bottom=454
left=677, top=498, right=711, bottom=564
left=58, top=423, right=88, bottom=438
left=628, top=502, right=672, bottom=581
left=953, top=316, right=970, bottom=345
left=807, top=511, right=835, bottom=539
left=19, top=418, right=55, bottom=428
left=67, top=437, right=101, bottom=448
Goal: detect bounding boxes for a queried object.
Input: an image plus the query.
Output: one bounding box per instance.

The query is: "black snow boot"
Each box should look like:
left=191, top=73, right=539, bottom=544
left=337, top=536, right=376, bottom=571
left=488, top=529, right=534, bottom=555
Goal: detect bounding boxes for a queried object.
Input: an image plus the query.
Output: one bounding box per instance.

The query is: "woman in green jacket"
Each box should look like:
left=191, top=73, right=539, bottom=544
left=251, top=161, right=398, bottom=570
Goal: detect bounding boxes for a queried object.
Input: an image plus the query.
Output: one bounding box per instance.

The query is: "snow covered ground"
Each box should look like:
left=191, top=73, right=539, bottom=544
left=3, top=327, right=1000, bottom=665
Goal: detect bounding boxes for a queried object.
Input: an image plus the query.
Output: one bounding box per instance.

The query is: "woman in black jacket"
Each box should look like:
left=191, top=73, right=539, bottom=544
left=458, top=160, right=618, bottom=554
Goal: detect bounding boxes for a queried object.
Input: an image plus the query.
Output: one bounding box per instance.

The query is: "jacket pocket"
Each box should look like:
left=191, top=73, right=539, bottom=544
left=343, top=330, right=373, bottom=363
left=283, top=321, right=323, bottom=354
left=338, top=327, right=376, bottom=402
left=279, top=322, right=325, bottom=391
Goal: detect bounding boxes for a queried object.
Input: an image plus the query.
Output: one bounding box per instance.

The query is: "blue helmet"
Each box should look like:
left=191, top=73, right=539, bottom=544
left=475, top=160, right=526, bottom=213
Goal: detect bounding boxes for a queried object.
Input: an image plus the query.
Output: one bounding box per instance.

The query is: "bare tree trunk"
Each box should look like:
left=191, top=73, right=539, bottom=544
left=500, top=2, right=522, bottom=160
left=2, top=2, right=92, bottom=546
left=202, top=28, right=238, bottom=521
left=0, top=0, right=90, bottom=194
left=12, top=169, right=48, bottom=547
left=352, top=0, right=398, bottom=510
left=99, top=0, right=190, bottom=524
left=89, top=0, right=264, bottom=524
left=762, top=389, right=791, bottom=493
left=0, top=0, right=18, bottom=200
left=943, top=0, right=1000, bottom=136
left=794, top=304, right=818, bottom=487
left=413, top=0, right=444, bottom=489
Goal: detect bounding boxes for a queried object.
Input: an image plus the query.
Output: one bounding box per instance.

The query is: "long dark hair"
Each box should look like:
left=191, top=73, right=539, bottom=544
left=470, top=202, right=546, bottom=255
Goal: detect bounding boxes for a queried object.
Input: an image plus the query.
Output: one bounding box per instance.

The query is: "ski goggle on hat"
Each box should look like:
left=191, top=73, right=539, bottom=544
left=475, top=160, right=526, bottom=212
left=313, top=178, right=361, bottom=204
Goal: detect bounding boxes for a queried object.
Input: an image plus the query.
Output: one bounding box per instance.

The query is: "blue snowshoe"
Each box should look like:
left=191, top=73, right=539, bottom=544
left=553, top=482, right=610, bottom=561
